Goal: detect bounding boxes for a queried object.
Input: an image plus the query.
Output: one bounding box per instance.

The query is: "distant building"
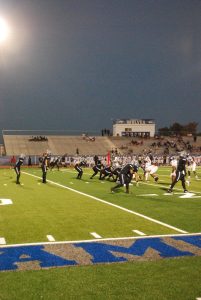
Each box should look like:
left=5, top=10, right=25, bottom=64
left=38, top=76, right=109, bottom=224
left=112, top=119, right=156, bottom=137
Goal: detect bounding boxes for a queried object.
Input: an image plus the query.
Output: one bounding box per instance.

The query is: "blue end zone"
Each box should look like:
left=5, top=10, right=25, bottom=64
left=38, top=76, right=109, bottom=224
left=0, top=234, right=200, bottom=272
left=0, top=245, right=77, bottom=271
left=74, top=237, right=194, bottom=264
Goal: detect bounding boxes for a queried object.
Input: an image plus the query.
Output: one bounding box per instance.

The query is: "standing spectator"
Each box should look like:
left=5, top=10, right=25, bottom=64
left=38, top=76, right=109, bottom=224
left=10, top=155, right=16, bottom=168
left=28, top=156, right=32, bottom=167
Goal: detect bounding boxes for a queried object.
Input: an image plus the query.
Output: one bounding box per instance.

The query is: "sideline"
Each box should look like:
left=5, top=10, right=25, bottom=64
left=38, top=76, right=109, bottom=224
left=23, top=171, right=187, bottom=234
left=1, top=232, right=200, bottom=249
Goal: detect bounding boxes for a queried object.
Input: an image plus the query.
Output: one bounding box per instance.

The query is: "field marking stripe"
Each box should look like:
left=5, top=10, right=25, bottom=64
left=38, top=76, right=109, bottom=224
left=90, top=232, right=102, bottom=239
left=1, top=232, right=201, bottom=248
left=22, top=171, right=187, bottom=234
left=133, top=230, right=146, bottom=236
left=0, top=238, right=6, bottom=245
left=47, top=235, right=55, bottom=242
left=137, top=194, right=158, bottom=197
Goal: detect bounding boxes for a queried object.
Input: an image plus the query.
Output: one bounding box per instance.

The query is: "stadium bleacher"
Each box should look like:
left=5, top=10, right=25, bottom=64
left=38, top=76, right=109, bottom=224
left=3, top=135, right=116, bottom=156
left=2, top=134, right=201, bottom=156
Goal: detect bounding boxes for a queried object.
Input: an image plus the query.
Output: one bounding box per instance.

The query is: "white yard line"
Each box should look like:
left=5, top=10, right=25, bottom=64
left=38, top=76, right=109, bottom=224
left=1, top=232, right=201, bottom=249
left=137, top=194, right=158, bottom=197
left=23, top=171, right=187, bottom=234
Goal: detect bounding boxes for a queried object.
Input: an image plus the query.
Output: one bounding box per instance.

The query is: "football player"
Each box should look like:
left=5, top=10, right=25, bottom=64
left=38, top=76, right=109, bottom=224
left=75, top=160, right=86, bottom=179
left=111, top=163, right=134, bottom=194
left=90, top=158, right=103, bottom=179
left=14, top=154, right=25, bottom=184
left=167, top=152, right=188, bottom=193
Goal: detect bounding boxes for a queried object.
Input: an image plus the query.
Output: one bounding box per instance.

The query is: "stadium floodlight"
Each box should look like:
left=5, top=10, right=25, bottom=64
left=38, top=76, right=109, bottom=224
left=0, top=17, right=10, bottom=43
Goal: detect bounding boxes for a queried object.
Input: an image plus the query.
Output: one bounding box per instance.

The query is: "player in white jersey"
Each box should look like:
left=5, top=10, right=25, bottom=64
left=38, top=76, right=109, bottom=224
left=143, top=157, right=159, bottom=182
left=187, top=156, right=198, bottom=180
left=145, top=164, right=159, bottom=182
left=170, top=157, right=177, bottom=183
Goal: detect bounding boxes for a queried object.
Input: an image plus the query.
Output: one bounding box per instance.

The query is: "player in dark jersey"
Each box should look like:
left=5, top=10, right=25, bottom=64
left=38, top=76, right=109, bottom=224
left=41, top=153, right=48, bottom=183
left=14, top=154, right=25, bottom=184
left=93, top=155, right=99, bottom=165
left=132, top=163, right=141, bottom=186
left=167, top=153, right=188, bottom=193
left=75, top=160, right=86, bottom=179
left=50, top=156, right=61, bottom=171
left=90, top=159, right=103, bottom=179
left=111, top=163, right=134, bottom=194
left=99, top=165, right=114, bottom=181
left=46, top=152, right=51, bottom=168
left=110, top=165, right=122, bottom=182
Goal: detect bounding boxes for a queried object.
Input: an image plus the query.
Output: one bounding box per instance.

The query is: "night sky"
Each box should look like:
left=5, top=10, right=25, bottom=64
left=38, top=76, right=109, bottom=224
left=0, top=0, right=201, bottom=134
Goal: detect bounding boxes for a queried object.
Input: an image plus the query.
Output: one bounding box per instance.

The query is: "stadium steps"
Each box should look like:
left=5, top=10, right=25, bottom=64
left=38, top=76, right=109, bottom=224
left=3, top=134, right=201, bottom=156
left=3, top=135, right=49, bottom=156
left=3, top=135, right=114, bottom=156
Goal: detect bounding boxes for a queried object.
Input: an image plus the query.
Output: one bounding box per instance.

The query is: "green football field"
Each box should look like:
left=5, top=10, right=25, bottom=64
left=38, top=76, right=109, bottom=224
left=0, top=166, right=201, bottom=299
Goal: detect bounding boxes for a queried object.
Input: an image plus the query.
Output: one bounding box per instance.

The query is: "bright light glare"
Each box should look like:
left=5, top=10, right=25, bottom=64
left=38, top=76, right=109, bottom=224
left=0, top=17, right=10, bottom=42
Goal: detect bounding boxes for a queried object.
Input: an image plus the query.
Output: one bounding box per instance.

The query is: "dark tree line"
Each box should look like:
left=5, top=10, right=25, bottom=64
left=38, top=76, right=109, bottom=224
left=158, top=122, right=199, bottom=136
